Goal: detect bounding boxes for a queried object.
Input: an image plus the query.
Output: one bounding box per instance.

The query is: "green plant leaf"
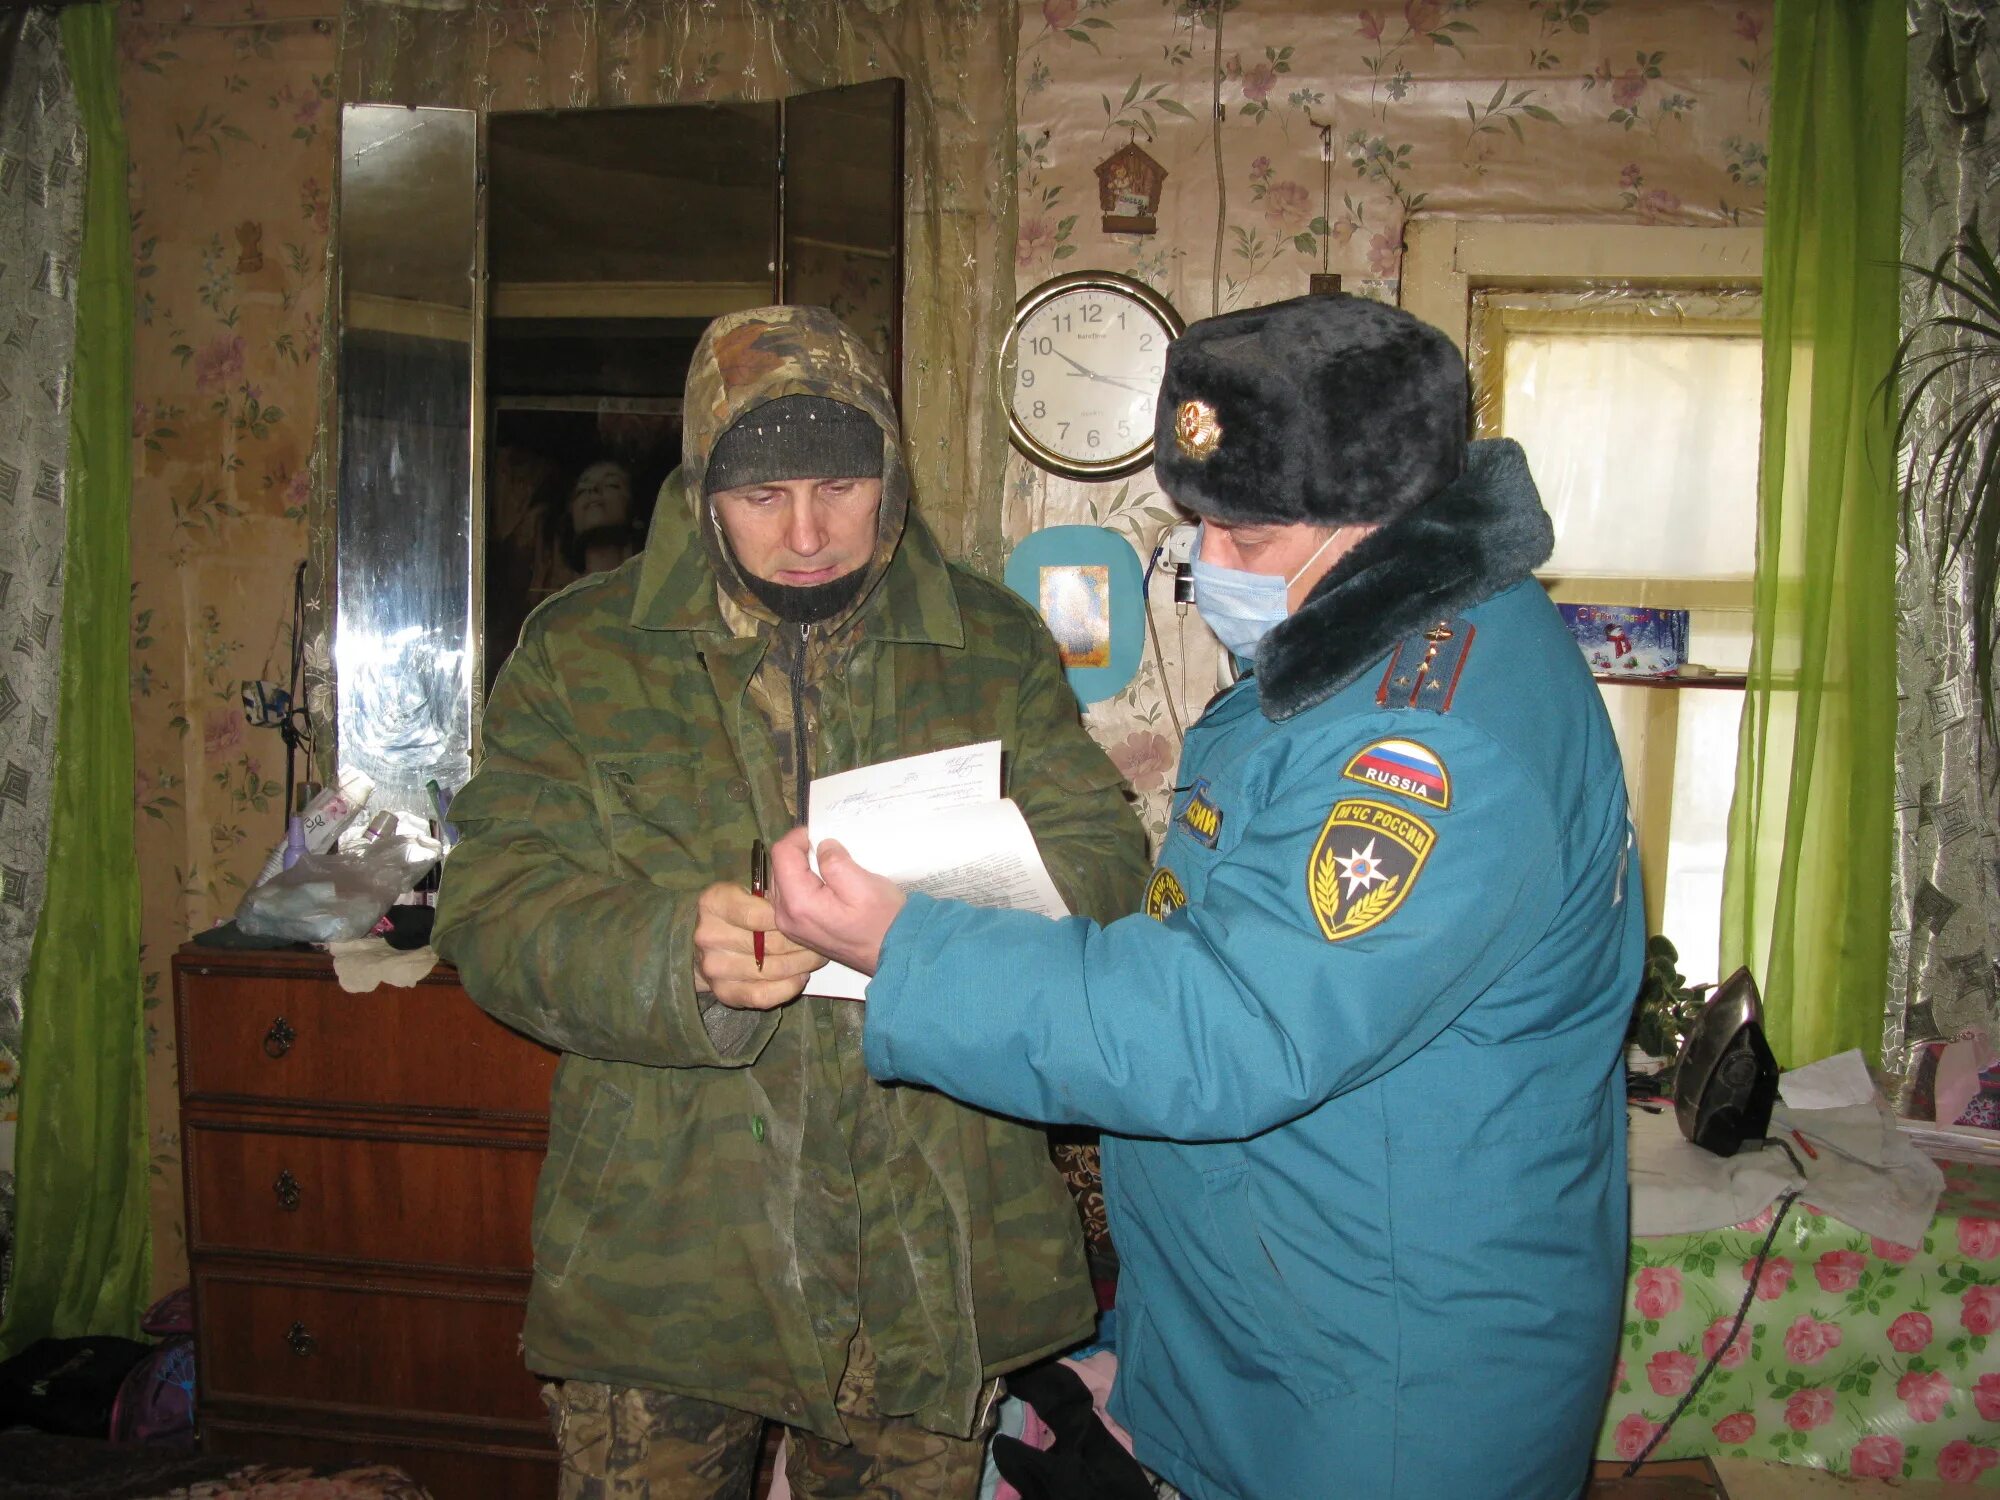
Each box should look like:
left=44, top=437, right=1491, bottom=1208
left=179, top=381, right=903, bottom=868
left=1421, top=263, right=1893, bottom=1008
left=1889, top=223, right=2000, bottom=729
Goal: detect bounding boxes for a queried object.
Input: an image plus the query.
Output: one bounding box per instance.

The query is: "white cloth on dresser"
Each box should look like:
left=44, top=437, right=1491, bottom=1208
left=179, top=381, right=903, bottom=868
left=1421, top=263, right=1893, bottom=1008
left=325, top=937, right=437, bottom=993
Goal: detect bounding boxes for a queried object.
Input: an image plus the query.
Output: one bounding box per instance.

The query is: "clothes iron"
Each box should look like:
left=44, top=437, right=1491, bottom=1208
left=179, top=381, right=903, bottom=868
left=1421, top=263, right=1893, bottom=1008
left=1672, top=966, right=1780, bottom=1158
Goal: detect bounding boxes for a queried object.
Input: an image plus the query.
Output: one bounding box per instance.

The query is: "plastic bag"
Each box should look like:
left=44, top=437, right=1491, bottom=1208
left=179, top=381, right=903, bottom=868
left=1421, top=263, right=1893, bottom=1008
left=105, top=1290, right=195, bottom=1446
left=234, top=833, right=441, bottom=943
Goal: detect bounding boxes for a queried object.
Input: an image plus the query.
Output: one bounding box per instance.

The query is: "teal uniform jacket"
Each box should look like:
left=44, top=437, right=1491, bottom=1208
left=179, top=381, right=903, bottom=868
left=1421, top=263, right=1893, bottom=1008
left=861, top=443, right=1644, bottom=1499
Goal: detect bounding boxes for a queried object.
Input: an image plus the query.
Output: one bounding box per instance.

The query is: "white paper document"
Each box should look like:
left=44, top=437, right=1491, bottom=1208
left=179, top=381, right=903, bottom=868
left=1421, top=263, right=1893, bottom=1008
left=1777, top=1048, right=1878, bottom=1111
left=810, top=740, right=1003, bottom=828
left=802, top=741, right=1069, bottom=999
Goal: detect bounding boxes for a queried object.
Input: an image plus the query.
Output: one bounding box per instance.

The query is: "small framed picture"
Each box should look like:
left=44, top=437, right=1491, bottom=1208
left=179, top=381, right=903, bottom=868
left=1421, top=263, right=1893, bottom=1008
left=1040, top=564, right=1113, bottom=669
left=1002, top=526, right=1145, bottom=704
left=1558, top=604, right=1689, bottom=679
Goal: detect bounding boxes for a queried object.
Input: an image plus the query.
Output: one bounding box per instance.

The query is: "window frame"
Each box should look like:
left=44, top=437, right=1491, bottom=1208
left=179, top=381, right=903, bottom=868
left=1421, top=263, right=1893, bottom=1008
left=1400, top=218, right=1764, bottom=972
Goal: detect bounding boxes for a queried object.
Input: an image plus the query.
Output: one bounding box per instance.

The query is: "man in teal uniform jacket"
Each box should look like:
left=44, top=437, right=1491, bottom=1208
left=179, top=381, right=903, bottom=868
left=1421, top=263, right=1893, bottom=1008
left=771, top=295, right=1644, bottom=1500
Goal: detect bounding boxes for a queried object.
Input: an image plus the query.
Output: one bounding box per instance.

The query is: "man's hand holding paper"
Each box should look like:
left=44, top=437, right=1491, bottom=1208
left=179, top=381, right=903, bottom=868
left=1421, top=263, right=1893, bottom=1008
left=769, top=831, right=903, bottom=982
left=772, top=740, right=1072, bottom=997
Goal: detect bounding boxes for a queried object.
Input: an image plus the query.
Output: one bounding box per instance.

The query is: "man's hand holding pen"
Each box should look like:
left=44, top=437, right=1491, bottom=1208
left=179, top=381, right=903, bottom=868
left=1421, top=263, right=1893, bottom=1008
left=692, top=842, right=826, bottom=1011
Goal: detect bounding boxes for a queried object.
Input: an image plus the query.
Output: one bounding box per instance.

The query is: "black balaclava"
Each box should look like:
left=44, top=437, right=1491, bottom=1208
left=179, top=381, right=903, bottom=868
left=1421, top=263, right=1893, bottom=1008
left=704, top=394, right=885, bottom=624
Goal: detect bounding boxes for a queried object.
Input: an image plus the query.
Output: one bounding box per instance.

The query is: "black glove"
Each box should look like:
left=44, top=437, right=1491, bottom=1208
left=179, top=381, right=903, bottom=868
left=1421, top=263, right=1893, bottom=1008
left=993, top=1360, right=1154, bottom=1500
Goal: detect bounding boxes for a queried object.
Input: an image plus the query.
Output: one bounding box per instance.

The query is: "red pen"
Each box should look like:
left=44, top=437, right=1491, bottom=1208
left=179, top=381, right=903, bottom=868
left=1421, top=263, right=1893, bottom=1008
left=750, top=839, right=768, bottom=970
left=1791, top=1127, right=1819, bottom=1161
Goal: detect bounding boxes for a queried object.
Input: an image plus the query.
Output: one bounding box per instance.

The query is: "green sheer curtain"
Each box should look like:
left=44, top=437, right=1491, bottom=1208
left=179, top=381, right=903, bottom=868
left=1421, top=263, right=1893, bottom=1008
left=0, top=1, right=148, bottom=1355
left=1720, top=0, right=1905, bottom=1069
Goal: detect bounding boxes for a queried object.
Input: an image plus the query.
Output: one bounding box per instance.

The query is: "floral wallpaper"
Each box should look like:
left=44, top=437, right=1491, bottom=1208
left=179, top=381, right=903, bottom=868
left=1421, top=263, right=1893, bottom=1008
left=1006, top=0, right=1771, bottom=836
left=120, top=0, right=335, bottom=1296
left=119, top=0, right=1769, bottom=1295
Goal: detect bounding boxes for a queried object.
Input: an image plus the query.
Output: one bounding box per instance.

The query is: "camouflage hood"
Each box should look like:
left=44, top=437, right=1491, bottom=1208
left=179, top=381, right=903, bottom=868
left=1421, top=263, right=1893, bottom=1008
left=679, top=305, right=909, bottom=629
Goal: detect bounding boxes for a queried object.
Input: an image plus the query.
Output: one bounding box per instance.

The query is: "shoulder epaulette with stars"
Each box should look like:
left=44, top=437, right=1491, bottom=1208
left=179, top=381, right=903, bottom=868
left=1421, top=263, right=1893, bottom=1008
left=1375, top=617, right=1475, bottom=712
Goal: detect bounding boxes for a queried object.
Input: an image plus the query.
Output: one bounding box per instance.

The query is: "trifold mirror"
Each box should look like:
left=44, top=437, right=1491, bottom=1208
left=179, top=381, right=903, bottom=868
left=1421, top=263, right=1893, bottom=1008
left=334, top=81, right=904, bottom=816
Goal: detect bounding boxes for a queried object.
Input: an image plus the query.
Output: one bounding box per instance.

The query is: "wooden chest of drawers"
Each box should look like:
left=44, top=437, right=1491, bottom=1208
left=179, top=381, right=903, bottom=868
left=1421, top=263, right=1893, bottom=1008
left=173, top=946, right=561, bottom=1499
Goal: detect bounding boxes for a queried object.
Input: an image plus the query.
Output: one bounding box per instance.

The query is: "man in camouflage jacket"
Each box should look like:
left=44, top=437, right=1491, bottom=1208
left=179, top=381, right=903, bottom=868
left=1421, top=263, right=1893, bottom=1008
left=434, top=305, right=1149, bottom=1498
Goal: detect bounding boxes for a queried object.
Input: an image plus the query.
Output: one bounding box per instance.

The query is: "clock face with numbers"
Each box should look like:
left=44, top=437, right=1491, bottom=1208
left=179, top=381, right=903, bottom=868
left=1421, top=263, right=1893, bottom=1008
left=1003, top=271, right=1185, bottom=481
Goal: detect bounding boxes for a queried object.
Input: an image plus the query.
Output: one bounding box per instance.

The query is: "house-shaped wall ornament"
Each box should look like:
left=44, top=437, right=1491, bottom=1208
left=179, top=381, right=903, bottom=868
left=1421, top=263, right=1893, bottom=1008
left=1095, top=141, right=1167, bottom=235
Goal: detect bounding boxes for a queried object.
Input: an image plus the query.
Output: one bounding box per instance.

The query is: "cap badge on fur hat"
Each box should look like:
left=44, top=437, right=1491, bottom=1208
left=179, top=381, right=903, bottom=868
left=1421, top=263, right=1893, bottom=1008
left=1151, top=294, right=1467, bottom=528
left=1173, top=398, right=1223, bottom=460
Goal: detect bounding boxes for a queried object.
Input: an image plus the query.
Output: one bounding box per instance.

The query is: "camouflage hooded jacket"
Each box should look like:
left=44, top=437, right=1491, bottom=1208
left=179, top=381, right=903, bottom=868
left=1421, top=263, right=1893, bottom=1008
left=433, top=306, right=1150, bottom=1441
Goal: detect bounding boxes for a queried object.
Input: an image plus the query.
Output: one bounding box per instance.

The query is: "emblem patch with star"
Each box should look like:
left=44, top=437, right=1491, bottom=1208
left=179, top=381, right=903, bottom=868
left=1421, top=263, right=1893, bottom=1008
left=1144, top=866, right=1187, bottom=920
left=1306, top=797, right=1436, bottom=942
left=1175, top=778, right=1224, bottom=847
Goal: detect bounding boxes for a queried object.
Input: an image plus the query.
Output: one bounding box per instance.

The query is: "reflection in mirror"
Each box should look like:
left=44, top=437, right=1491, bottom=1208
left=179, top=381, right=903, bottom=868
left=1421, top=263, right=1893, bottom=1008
left=477, top=86, right=901, bottom=684
left=335, top=104, right=477, bottom=817
left=480, top=103, right=785, bottom=677
left=488, top=104, right=778, bottom=316
left=782, top=81, right=903, bottom=406
left=484, top=396, right=681, bottom=672
left=331, top=88, right=904, bottom=769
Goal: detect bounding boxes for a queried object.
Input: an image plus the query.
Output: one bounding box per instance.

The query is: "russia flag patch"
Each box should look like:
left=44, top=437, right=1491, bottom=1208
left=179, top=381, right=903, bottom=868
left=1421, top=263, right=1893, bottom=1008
left=1340, top=738, right=1451, bottom=810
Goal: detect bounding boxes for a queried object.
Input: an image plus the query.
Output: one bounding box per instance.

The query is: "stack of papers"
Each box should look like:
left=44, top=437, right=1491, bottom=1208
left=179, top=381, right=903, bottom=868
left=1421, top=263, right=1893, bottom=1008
left=1897, top=1120, right=2000, bottom=1165
left=1780, top=1048, right=2000, bottom=1165
left=803, top=741, right=1068, bottom=999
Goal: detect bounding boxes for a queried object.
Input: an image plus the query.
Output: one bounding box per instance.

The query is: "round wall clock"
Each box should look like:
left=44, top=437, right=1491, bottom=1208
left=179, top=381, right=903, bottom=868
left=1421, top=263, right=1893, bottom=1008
left=1002, top=271, right=1185, bottom=481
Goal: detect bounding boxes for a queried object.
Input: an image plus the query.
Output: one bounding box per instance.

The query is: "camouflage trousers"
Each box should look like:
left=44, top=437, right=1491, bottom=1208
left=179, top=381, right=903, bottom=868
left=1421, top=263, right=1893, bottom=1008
left=543, top=1335, right=997, bottom=1500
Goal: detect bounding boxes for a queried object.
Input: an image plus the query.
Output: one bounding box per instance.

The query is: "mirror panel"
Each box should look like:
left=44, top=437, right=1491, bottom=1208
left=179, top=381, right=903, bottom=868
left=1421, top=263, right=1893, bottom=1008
left=332, top=87, right=902, bottom=799
left=489, top=104, right=779, bottom=320
left=335, top=104, right=478, bottom=817
left=480, top=102, right=788, bottom=682
left=782, top=80, right=903, bottom=398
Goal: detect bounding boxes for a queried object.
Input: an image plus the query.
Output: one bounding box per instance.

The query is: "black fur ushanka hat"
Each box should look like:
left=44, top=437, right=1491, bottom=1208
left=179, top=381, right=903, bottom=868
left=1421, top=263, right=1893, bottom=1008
left=1152, top=294, right=1468, bottom=527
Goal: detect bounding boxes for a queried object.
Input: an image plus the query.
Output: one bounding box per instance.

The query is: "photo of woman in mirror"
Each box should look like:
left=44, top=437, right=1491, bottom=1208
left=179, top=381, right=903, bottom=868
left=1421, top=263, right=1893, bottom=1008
left=485, top=402, right=677, bottom=685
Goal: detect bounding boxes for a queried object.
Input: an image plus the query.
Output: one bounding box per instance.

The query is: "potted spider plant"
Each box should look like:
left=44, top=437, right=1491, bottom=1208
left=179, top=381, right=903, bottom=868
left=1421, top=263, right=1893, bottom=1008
left=1890, top=221, right=2000, bottom=731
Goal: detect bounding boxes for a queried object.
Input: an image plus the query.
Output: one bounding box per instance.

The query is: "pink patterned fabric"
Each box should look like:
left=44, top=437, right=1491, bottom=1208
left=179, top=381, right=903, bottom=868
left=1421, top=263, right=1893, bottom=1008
left=1600, top=1158, right=2000, bottom=1483
left=994, top=1352, right=1135, bottom=1500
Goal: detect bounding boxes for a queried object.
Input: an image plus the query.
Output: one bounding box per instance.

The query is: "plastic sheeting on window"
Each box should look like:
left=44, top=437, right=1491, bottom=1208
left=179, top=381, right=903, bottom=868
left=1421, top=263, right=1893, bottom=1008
left=1469, top=286, right=1761, bottom=986
left=1470, top=288, right=1764, bottom=584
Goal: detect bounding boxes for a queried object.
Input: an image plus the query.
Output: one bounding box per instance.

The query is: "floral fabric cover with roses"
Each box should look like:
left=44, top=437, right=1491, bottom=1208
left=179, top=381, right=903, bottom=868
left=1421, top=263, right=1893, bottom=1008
left=1597, top=1157, right=2000, bottom=1484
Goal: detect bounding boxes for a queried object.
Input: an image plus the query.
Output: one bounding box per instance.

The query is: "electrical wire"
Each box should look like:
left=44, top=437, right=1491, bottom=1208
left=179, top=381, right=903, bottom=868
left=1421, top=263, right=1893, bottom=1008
left=1622, top=1186, right=1801, bottom=1475
left=1141, top=542, right=1187, bottom=741
left=280, top=560, right=313, bottom=823
left=1146, top=596, right=1187, bottom=741
left=1208, top=2, right=1226, bottom=318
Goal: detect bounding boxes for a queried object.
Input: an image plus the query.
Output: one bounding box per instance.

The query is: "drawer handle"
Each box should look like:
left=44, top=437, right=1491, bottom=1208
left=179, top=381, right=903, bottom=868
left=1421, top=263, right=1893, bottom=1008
left=273, top=1169, right=302, bottom=1211
left=263, top=1017, right=296, bottom=1059
left=285, top=1321, right=316, bottom=1357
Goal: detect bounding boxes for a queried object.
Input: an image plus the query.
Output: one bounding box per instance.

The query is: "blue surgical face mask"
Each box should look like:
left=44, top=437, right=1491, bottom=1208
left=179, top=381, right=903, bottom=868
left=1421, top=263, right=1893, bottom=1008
left=1189, top=523, right=1340, bottom=658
